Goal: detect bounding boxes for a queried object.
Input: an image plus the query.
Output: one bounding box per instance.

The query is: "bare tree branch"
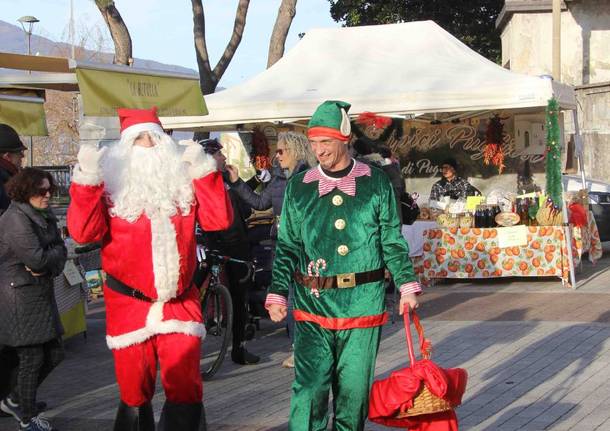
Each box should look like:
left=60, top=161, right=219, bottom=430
left=191, top=0, right=250, bottom=97
left=94, top=0, right=133, bottom=65
left=191, top=0, right=216, bottom=94
left=267, top=0, right=297, bottom=68
left=211, top=0, right=251, bottom=83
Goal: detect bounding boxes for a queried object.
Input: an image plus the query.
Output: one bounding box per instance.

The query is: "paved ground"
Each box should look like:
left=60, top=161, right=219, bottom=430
left=2, top=253, right=610, bottom=430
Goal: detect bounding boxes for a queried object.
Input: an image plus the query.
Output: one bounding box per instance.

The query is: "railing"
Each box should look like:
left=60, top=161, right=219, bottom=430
left=37, top=165, right=72, bottom=205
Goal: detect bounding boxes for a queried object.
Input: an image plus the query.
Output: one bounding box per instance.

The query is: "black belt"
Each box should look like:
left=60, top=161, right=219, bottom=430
left=294, top=268, right=385, bottom=290
left=105, top=274, right=193, bottom=303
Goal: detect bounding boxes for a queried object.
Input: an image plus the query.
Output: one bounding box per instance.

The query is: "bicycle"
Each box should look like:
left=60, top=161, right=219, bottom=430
left=196, top=246, right=253, bottom=380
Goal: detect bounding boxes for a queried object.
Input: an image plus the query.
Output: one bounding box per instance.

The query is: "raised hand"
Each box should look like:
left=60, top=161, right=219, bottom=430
left=77, top=144, right=107, bottom=175
left=226, top=164, right=240, bottom=183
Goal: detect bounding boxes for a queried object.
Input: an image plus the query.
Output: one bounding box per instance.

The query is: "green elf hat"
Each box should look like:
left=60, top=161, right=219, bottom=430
left=307, top=100, right=352, bottom=142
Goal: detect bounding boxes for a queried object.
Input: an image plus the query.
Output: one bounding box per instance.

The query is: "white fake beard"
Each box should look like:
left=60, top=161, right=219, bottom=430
left=102, top=133, right=194, bottom=222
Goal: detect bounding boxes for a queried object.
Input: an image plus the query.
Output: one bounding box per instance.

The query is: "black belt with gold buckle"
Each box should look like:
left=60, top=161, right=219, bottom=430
left=294, top=268, right=385, bottom=290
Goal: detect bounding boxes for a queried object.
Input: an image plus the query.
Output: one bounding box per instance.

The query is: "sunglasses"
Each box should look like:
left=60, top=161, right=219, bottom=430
left=36, top=186, right=52, bottom=196
left=275, top=148, right=288, bottom=155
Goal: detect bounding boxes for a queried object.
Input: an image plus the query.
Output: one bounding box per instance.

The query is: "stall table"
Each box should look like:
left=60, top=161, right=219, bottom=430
left=401, top=221, right=438, bottom=257
left=414, top=223, right=601, bottom=287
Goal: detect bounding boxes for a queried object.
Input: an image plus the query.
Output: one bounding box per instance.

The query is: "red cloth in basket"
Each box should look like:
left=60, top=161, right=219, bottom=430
left=368, top=311, right=468, bottom=430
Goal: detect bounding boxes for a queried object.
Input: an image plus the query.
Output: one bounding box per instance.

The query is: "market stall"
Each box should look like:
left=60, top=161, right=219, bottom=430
left=159, top=20, right=595, bottom=288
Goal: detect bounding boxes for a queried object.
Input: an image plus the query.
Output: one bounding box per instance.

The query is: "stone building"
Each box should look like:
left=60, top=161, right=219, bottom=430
left=496, top=0, right=610, bottom=181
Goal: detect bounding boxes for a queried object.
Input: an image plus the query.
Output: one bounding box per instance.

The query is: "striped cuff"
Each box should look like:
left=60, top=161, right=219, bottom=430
left=400, top=281, right=422, bottom=296
left=265, top=293, right=288, bottom=309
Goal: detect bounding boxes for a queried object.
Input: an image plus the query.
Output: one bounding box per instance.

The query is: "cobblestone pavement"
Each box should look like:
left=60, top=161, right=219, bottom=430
left=2, top=254, right=610, bottom=430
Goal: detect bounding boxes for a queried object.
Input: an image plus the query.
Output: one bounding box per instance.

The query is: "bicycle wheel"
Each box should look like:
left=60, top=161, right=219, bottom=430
left=201, top=283, right=233, bottom=380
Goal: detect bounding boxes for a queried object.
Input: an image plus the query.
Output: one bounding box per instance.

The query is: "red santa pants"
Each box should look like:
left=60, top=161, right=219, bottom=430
left=112, top=333, right=202, bottom=407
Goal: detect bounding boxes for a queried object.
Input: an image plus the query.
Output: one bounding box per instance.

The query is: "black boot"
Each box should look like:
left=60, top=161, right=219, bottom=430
left=113, top=401, right=155, bottom=431
left=157, top=401, right=202, bottom=431
left=231, top=346, right=260, bottom=365
left=138, top=402, right=155, bottom=431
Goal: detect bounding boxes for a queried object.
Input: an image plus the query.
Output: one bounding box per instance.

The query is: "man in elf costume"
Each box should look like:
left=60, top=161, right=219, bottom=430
left=67, top=107, right=233, bottom=431
left=266, top=100, right=421, bottom=430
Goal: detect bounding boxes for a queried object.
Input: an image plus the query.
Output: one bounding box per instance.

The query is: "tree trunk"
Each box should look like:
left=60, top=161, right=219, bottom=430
left=95, top=1, right=133, bottom=65
left=267, top=0, right=298, bottom=68
left=191, top=0, right=250, bottom=96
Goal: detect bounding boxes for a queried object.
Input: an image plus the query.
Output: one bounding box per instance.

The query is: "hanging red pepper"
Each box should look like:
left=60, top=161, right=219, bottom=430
left=483, top=115, right=506, bottom=174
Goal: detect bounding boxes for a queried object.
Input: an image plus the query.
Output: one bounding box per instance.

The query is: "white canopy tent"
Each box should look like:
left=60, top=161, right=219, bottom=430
left=163, top=20, right=576, bottom=130
left=164, top=21, right=585, bottom=289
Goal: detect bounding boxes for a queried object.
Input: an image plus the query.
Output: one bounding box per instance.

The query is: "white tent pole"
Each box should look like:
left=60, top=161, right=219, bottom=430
left=571, top=108, right=587, bottom=190
left=561, top=187, right=577, bottom=289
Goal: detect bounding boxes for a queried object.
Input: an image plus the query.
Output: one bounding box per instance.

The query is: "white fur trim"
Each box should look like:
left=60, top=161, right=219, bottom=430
left=120, top=122, right=164, bottom=140
left=188, top=152, right=217, bottom=179
left=71, top=164, right=103, bottom=186
left=106, top=302, right=206, bottom=350
left=340, top=108, right=351, bottom=136
left=150, top=214, right=181, bottom=301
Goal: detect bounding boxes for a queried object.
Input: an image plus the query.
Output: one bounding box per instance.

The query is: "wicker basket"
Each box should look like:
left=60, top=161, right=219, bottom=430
left=395, top=310, right=456, bottom=418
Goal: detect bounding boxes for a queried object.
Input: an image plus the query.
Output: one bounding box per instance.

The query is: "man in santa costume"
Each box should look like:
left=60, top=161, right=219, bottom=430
left=266, top=100, right=421, bottom=431
left=67, top=107, right=233, bottom=431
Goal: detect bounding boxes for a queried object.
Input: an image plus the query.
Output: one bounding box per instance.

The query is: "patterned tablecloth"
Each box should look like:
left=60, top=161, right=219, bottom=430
left=414, top=217, right=602, bottom=287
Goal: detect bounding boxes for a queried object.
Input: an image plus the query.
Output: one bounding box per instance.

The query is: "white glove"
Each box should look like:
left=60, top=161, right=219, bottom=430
left=257, top=169, right=271, bottom=183
left=77, top=144, right=106, bottom=175
left=179, top=140, right=216, bottom=179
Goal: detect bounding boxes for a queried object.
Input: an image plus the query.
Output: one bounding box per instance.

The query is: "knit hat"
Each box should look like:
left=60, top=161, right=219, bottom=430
left=307, top=100, right=351, bottom=142
left=117, top=106, right=164, bottom=139
left=0, top=124, right=27, bottom=153
left=199, top=138, right=223, bottom=155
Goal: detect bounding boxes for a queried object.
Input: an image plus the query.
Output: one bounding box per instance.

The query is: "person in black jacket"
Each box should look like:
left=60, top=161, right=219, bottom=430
left=198, top=139, right=260, bottom=365
left=226, top=131, right=316, bottom=368
left=0, top=168, right=67, bottom=431
left=0, top=124, right=26, bottom=417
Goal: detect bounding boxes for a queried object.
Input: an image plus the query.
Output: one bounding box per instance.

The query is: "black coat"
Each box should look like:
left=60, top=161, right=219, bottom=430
left=230, top=162, right=309, bottom=239
left=0, top=165, right=12, bottom=216
left=0, top=202, right=67, bottom=346
left=202, top=182, right=253, bottom=260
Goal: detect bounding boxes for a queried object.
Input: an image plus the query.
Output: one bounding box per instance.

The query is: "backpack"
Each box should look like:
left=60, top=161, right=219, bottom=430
left=400, top=192, right=420, bottom=225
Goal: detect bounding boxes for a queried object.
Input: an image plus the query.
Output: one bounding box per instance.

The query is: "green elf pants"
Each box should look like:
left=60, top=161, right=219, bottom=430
left=289, top=321, right=382, bottom=431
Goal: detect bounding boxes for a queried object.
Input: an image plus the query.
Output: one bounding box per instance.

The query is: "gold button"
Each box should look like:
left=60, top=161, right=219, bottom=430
left=334, top=219, right=346, bottom=230
left=332, top=195, right=344, bottom=206
left=337, top=245, right=349, bottom=256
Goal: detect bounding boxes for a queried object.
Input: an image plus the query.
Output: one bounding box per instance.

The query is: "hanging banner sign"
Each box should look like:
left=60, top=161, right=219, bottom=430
left=352, top=112, right=553, bottom=198
left=0, top=95, right=48, bottom=136
left=76, top=68, right=207, bottom=117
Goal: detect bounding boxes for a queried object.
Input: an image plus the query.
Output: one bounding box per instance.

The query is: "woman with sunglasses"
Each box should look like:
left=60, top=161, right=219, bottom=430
left=226, top=131, right=317, bottom=368
left=0, top=168, right=67, bottom=431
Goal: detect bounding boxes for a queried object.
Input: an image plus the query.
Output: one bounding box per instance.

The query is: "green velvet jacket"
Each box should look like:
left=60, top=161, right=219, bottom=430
left=268, top=161, right=418, bottom=329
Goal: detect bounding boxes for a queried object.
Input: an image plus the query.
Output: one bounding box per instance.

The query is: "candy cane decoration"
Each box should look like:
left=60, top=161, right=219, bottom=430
left=307, top=258, right=327, bottom=297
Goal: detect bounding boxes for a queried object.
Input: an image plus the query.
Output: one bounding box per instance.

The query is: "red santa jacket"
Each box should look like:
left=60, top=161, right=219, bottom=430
left=67, top=171, right=233, bottom=350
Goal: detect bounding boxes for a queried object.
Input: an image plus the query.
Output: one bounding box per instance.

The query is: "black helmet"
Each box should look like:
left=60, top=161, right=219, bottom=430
left=0, top=124, right=27, bottom=153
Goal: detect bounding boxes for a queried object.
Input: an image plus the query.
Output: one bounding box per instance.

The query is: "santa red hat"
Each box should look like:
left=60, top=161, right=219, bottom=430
left=117, top=106, right=164, bottom=139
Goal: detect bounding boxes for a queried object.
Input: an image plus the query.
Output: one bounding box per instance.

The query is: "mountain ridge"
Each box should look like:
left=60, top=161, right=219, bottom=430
left=0, top=19, right=197, bottom=75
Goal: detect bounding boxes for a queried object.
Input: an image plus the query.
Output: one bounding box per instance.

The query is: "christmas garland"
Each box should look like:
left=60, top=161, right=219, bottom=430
left=545, top=98, right=562, bottom=211
left=482, top=114, right=506, bottom=173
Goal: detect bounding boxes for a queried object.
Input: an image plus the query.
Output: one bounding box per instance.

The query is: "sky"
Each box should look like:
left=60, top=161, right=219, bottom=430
left=1, top=0, right=339, bottom=87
